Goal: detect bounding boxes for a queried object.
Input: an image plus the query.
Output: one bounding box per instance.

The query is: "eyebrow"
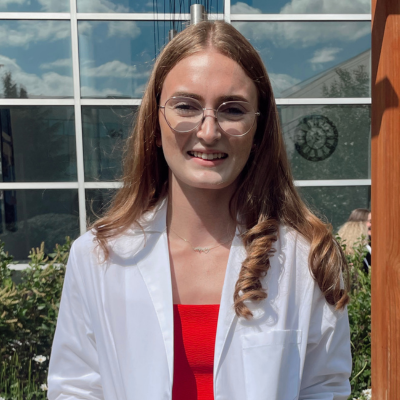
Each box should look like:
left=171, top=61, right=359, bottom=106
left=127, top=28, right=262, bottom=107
left=170, top=91, right=251, bottom=103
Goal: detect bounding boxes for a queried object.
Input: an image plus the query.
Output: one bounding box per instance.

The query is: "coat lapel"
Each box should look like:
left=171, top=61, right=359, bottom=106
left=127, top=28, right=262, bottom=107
left=135, top=202, right=175, bottom=386
left=214, top=231, right=246, bottom=379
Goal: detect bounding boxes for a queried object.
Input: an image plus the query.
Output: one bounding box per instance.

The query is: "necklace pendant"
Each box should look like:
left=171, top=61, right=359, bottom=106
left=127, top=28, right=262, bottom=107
left=194, top=247, right=210, bottom=254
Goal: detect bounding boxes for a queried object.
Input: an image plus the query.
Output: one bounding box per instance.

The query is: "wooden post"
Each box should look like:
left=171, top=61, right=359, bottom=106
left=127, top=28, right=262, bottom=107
left=371, top=0, right=400, bottom=399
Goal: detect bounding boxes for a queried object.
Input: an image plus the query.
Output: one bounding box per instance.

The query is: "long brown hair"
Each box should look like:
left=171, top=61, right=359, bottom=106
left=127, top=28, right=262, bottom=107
left=93, top=21, right=349, bottom=318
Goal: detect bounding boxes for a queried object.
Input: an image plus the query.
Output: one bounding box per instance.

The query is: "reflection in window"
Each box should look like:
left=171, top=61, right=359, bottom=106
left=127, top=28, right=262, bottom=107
left=0, top=20, right=73, bottom=99
left=0, top=107, right=77, bottom=182
left=82, top=106, right=136, bottom=181
left=279, top=105, right=370, bottom=180
left=0, top=0, right=69, bottom=12
left=0, top=190, right=79, bottom=261
left=77, top=0, right=223, bottom=13
left=231, top=0, right=370, bottom=14
left=78, top=21, right=189, bottom=98
left=233, top=22, right=370, bottom=98
left=86, top=189, right=117, bottom=225
left=298, top=185, right=371, bottom=231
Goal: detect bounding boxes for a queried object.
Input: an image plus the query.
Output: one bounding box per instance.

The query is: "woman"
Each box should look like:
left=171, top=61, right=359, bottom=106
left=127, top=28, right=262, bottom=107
left=48, top=21, right=351, bottom=400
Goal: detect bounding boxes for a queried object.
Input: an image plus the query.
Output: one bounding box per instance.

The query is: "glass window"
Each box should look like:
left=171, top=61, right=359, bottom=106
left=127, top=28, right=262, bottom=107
left=86, top=188, right=117, bottom=225
left=78, top=0, right=223, bottom=13
left=231, top=0, right=370, bottom=14
left=78, top=21, right=188, bottom=98
left=233, top=21, right=370, bottom=98
left=0, top=20, right=73, bottom=99
left=298, top=185, right=371, bottom=231
left=0, top=107, right=77, bottom=182
left=0, top=189, right=79, bottom=261
left=82, top=106, right=136, bottom=181
left=279, top=105, right=370, bottom=180
left=0, top=0, right=69, bottom=12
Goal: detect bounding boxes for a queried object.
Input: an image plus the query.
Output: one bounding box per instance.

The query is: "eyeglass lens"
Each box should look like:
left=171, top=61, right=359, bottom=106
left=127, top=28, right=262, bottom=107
left=163, top=97, right=256, bottom=136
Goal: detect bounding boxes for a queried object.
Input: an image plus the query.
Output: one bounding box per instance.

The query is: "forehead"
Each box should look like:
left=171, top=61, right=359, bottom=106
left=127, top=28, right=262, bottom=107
left=160, top=49, right=258, bottom=106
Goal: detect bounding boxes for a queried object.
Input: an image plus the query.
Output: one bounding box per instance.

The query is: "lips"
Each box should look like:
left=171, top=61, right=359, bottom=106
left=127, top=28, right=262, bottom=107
left=188, top=151, right=228, bottom=160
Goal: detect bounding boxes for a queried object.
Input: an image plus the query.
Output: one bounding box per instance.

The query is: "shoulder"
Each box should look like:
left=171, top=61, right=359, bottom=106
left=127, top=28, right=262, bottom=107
left=69, top=200, right=167, bottom=265
left=276, top=225, right=312, bottom=276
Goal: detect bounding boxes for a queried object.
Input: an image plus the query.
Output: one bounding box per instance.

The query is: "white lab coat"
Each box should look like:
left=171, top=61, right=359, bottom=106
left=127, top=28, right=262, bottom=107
left=48, top=200, right=352, bottom=400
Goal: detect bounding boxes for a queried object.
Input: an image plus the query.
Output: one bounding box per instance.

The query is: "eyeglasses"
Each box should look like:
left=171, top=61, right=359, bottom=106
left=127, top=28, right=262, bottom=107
left=159, top=96, right=260, bottom=137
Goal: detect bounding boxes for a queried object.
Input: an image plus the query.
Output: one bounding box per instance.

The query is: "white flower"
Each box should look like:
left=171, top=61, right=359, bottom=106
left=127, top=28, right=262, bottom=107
left=0, top=396, right=6, bottom=400
left=40, top=383, right=48, bottom=391
left=361, top=388, right=372, bottom=400
left=33, top=355, right=47, bottom=363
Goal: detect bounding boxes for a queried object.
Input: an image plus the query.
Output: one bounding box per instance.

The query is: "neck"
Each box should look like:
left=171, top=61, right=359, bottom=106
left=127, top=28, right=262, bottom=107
left=167, top=177, right=236, bottom=246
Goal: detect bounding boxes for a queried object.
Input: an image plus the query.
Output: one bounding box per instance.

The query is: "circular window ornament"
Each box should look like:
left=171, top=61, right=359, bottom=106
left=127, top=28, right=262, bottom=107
left=294, top=115, right=338, bottom=162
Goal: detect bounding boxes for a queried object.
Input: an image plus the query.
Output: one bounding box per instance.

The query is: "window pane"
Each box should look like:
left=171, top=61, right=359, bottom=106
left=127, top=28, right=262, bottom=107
left=86, top=188, right=117, bottom=225
left=0, top=20, right=73, bottom=98
left=231, top=0, right=370, bottom=14
left=233, top=22, right=370, bottom=98
left=298, top=185, right=371, bottom=231
left=78, top=0, right=223, bottom=13
left=78, top=21, right=188, bottom=98
left=279, top=105, right=370, bottom=180
left=0, top=189, right=79, bottom=261
left=82, top=106, right=136, bottom=181
left=0, top=107, right=77, bottom=182
left=0, top=0, right=69, bottom=12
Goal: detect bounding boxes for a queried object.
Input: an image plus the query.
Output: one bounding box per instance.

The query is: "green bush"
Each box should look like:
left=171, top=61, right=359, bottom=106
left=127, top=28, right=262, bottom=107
left=0, top=239, right=71, bottom=399
left=338, top=236, right=371, bottom=400
left=0, top=237, right=371, bottom=399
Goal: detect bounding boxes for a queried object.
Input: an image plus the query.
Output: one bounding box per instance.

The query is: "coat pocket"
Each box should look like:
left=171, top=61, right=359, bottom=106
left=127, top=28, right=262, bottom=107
left=240, top=330, right=302, bottom=400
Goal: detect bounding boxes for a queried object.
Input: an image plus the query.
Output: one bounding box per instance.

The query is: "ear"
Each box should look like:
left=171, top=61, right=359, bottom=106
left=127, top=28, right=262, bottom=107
left=156, top=137, right=162, bottom=147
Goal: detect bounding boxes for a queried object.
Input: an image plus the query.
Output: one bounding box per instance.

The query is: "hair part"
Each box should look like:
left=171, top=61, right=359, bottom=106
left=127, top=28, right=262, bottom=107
left=92, top=20, right=349, bottom=318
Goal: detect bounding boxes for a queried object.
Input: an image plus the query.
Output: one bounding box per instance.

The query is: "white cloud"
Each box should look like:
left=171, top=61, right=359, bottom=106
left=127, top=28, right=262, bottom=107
left=235, top=20, right=370, bottom=49
left=231, top=2, right=262, bottom=14
left=37, top=0, right=69, bottom=12
left=77, top=0, right=129, bottom=13
left=107, top=21, right=141, bottom=39
left=269, top=73, right=301, bottom=97
left=0, top=20, right=70, bottom=48
left=81, top=60, right=150, bottom=79
left=0, top=55, right=73, bottom=97
left=80, top=86, right=124, bottom=97
left=0, top=0, right=68, bottom=11
left=40, top=58, right=72, bottom=70
left=280, top=0, right=370, bottom=14
left=0, top=0, right=26, bottom=9
left=309, top=47, right=342, bottom=66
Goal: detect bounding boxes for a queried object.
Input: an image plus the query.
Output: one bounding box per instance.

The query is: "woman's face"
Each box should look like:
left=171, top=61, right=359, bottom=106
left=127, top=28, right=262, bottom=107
left=158, top=49, right=258, bottom=191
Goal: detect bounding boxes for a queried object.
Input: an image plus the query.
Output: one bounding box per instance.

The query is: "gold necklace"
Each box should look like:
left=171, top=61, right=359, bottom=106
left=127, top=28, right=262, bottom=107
left=169, top=228, right=234, bottom=254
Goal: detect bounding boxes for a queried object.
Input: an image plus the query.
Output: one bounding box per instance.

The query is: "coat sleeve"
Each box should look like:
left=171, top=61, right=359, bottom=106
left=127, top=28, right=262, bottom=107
left=47, top=243, right=104, bottom=400
left=299, top=283, right=352, bottom=400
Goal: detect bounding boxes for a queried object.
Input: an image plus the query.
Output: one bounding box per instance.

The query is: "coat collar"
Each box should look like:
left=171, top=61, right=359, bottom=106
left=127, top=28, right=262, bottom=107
left=129, top=200, right=245, bottom=389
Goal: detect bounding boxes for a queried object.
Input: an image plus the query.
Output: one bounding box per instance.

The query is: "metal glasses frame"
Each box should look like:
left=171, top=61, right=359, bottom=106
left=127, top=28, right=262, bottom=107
left=159, top=96, right=261, bottom=137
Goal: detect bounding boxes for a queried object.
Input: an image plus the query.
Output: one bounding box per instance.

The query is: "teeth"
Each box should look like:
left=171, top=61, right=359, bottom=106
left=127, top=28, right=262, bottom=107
left=190, top=151, right=226, bottom=160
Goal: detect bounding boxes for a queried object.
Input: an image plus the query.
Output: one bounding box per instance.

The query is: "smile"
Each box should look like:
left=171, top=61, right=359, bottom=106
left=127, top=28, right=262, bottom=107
left=188, top=151, right=228, bottom=160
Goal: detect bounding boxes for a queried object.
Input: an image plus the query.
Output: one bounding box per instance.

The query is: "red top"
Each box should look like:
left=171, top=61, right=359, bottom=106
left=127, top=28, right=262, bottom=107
left=173, top=304, right=220, bottom=400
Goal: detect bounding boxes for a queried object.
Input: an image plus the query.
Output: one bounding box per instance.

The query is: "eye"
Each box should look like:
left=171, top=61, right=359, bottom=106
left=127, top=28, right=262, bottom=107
left=167, top=98, right=202, bottom=117
left=218, top=102, right=250, bottom=120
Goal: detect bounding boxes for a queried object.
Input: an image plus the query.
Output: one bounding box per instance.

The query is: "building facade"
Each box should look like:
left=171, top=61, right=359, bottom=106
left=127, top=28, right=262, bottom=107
left=0, top=0, right=371, bottom=260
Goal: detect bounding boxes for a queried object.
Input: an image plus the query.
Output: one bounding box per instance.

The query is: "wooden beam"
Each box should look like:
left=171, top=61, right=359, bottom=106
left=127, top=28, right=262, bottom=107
left=371, top=0, right=400, bottom=398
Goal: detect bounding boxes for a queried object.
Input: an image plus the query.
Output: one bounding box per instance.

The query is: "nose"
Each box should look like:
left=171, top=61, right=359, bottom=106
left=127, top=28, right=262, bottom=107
left=196, top=110, right=221, bottom=143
